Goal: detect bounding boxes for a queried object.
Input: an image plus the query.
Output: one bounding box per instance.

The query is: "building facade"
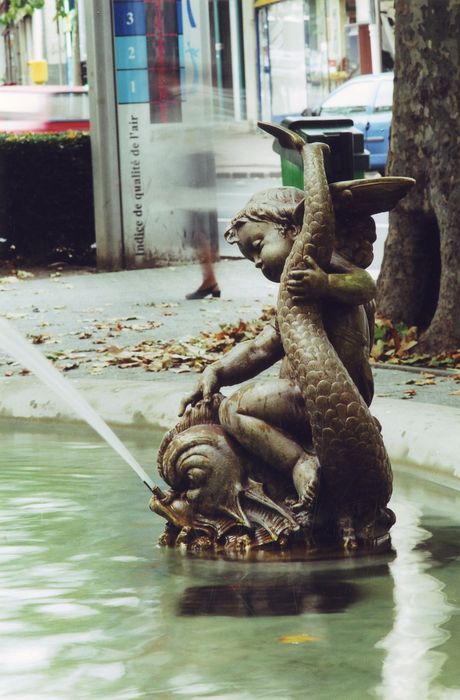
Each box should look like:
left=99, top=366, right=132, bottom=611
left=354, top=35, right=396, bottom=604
left=1, top=1, right=391, bottom=123
left=0, top=0, right=86, bottom=86
left=254, top=0, right=389, bottom=122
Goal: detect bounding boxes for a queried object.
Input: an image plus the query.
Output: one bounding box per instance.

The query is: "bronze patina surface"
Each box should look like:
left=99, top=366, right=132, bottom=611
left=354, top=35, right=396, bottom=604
left=151, top=123, right=414, bottom=557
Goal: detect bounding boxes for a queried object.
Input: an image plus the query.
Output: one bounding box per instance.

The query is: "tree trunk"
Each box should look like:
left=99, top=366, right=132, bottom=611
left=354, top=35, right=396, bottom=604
left=376, top=0, right=460, bottom=353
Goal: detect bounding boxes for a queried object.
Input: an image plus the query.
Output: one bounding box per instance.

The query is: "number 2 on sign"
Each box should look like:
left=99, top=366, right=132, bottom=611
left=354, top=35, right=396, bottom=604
left=128, top=46, right=136, bottom=60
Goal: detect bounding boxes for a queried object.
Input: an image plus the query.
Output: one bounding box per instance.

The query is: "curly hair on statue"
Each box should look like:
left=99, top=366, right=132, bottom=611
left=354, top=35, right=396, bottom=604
left=224, top=186, right=304, bottom=244
left=224, top=184, right=376, bottom=269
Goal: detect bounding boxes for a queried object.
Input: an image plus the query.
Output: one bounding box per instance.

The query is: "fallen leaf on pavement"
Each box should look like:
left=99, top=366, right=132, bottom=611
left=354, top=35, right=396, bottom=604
left=146, top=302, right=179, bottom=308
left=414, top=377, right=436, bottom=386
left=27, top=333, right=58, bottom=345
left=15, top=270, right=34, bottom=279
left=402, top=389, right=417, bottom=399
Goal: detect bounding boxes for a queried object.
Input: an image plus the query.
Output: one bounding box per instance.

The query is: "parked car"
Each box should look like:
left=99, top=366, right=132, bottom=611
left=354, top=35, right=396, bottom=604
left=304, top=72, right=393, bottom=172
left=0, top=85, right=90, bottom=133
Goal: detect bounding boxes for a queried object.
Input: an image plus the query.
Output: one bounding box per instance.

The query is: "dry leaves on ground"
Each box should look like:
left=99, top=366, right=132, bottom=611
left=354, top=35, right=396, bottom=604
left=372, top=317, right=460, bottom=370
left=3, top=303, right=460, bottom=383
left=95, top=306, right=276, bottom=373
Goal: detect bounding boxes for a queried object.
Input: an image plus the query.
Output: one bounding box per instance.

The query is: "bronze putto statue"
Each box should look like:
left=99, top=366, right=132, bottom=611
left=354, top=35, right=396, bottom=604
left=150, top=123, right=414, bottom=557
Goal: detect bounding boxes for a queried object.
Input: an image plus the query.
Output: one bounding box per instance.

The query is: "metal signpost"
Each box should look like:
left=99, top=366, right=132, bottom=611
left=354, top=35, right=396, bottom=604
left=85, top=0, right=217, bottom=270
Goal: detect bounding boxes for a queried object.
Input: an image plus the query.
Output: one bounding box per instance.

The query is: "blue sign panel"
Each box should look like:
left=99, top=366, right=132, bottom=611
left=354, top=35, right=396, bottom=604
left=178, top=34, right=185, bottom=68
left=176, top=1, right=183, bottom=35
left=115, top=36, right=148, bottom=70
left=113, top=1, right=146, bottom=37
left=116, top=69, right=149, bottom=103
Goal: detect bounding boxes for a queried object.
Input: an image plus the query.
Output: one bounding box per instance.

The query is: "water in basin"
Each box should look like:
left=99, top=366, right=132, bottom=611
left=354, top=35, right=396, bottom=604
left=1, top=420, right=460, bottom=699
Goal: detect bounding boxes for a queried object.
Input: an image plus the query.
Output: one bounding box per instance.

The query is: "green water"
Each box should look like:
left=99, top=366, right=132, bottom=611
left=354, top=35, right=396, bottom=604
left=1, top=421, right=460, bottom=700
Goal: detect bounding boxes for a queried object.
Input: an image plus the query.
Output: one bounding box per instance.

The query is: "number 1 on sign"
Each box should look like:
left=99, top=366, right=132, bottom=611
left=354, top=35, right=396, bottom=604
left=130, top=80, right=136, bottom=94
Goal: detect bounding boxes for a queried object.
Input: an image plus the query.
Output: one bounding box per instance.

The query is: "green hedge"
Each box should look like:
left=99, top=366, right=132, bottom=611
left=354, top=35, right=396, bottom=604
left=0, top=132, right=95, bottom=264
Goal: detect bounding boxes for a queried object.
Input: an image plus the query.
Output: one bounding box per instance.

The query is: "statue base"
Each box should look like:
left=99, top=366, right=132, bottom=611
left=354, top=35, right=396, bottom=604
left=150, top=491, right=395, bottom=559
left=150, top=395, right=395, bottom=560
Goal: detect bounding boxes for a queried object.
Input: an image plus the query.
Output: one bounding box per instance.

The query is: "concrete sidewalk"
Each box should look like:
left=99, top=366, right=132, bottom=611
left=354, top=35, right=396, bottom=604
left=0, top=260, right=459, bottom=481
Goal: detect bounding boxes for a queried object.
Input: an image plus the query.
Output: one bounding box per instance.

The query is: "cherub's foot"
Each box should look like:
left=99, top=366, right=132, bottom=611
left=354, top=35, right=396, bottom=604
left=292, top=454, right=319, bottom=511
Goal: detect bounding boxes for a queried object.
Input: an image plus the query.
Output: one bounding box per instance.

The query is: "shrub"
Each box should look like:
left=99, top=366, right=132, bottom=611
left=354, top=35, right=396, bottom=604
left=0, top=131, right=95, bottom=264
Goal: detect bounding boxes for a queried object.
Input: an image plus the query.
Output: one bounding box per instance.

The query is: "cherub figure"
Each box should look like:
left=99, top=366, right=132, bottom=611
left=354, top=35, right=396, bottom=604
left=153, top=131, right=413, bottom=552
left=178, top=185, right=377, bottom=525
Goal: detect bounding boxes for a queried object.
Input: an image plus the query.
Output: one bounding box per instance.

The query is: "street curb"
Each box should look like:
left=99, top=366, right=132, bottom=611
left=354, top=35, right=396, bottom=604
left=0, top=375, right=459, bottom=485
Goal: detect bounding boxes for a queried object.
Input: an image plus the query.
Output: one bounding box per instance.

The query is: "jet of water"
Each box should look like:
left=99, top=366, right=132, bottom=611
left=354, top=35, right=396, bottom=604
left=0, top=317, right=155, bottom=492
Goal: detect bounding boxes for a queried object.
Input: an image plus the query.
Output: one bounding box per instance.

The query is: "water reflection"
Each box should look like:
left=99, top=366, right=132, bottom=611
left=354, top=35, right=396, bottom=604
left=178, top=579, right=360, bottom=617
left=375, top=499, right=454, bottom=699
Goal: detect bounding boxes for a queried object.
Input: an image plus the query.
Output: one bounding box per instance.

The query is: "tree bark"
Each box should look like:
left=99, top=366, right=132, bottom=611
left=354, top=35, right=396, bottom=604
left=376, top=0, right=460, bottom=353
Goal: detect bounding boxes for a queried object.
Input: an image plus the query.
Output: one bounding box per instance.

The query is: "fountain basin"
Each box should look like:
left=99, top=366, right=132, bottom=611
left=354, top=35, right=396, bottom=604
left=1, top=417, right=460, bottom=699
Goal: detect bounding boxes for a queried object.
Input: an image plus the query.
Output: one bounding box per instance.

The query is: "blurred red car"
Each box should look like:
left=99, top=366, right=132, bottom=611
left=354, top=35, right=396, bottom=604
left=0, top=85, right=90, bottom=133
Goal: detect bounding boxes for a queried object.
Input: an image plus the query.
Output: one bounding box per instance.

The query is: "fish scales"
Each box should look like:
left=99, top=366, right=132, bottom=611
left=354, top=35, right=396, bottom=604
left=277, top=142, right=392, bottom=515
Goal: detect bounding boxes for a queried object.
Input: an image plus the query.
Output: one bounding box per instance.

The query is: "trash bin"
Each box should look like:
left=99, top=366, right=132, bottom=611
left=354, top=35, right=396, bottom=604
left=28, top=59, right=49, bottom=85
left=274, top=117, right=370, bottom=187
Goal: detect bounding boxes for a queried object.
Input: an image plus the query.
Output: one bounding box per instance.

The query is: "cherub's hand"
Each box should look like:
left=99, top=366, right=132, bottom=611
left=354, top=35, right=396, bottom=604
left=286, top=255, right=328, bottom=302
left=178, top=365, right=221, bottom=416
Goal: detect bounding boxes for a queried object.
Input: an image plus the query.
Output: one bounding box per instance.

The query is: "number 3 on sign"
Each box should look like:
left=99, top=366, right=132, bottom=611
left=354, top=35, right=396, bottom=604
left=126, top=11, right=134, bottom=25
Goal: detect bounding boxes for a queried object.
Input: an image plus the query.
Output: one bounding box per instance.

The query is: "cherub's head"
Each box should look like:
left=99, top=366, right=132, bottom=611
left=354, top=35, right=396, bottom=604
left=224, top=187, right=304, bottom=282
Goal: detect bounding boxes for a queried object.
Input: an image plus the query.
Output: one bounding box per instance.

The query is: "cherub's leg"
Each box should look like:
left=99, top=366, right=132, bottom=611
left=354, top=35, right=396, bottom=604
left=292, top=454, right=319, bottom=512
left=219, top=379, right=318, bottom=510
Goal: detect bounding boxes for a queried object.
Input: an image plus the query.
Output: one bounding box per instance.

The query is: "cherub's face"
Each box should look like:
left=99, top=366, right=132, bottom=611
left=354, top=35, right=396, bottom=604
left=236, top=221, right=294, bottom=282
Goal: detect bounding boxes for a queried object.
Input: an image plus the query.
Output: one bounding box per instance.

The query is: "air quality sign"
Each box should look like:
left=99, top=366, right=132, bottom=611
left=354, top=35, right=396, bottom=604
left=113, top=1, right=149, bottom=105
left=110, top=0, right=215, bottom=268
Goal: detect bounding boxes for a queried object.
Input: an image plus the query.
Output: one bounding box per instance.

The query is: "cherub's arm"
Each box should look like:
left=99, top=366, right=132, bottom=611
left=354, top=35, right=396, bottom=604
left=286, top=252, right=376, bottom=306
left=178, top=323, right=283, bottom=415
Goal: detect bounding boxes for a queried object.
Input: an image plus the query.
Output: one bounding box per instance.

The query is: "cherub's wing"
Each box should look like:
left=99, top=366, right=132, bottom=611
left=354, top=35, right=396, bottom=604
left=330, top=177, right=415, bottom=268
left=329, top=176, right=415, bottom=216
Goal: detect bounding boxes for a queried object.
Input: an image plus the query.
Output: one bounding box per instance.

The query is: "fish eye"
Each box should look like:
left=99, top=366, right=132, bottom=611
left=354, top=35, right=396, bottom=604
left=186, top=467, right=206, bottom=487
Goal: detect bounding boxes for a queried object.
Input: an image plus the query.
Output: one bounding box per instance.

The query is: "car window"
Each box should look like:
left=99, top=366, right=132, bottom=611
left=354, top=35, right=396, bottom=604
left=374, top=79, right=393, bottom=113
left=321, top=80, right=375, bottom=114
left=49, top=92, right=90, bottom=121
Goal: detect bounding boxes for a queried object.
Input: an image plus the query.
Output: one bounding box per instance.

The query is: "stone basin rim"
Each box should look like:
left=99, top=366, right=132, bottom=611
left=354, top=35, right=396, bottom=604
left=0, top=375, right=458, bottom=484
